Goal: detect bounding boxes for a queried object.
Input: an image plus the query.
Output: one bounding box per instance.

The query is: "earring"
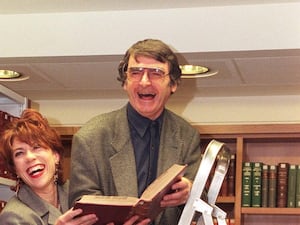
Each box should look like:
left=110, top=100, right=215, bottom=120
left=13, top=176, right=21, bottom=193
left=54, top=163, right=59, bottom=185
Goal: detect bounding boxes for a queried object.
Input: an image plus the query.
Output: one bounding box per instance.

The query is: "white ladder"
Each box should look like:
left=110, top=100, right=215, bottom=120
left=178, top=139, right=231, bottom=225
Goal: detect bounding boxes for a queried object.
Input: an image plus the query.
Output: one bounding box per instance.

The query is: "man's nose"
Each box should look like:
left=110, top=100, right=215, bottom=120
left=139, top=71, right=151, bottom=84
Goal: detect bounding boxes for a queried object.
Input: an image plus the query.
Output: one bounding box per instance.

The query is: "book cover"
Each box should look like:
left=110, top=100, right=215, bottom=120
left=73, top=164, right=187, bottom=225
left=277, top=162, right=289, bottom=207
left=268, top=165, right=277, bottom=207
left=251, top=162, right=262, bottom=207
left=227, top=154, right=236, bottom=196
left=287, top=164, right=297, bottom=207
left=241, top=162, right=253, bottom=207
left=261, top=164, right=269, bottom=207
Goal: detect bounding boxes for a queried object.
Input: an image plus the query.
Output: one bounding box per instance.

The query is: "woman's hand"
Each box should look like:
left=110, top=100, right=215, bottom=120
left=160, top=177, right=192, bottom=207
left=55, top=208, right=98, bottom=225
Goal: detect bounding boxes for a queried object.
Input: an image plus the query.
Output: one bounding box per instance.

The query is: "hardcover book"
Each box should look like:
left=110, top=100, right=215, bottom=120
left=242, top=162, right=253, bottom=207
left=296, top=165, right=300, bottom=207
left=277, top=162, right=289, bottom=207
left=268, top=165, right=277, bottom=207
left=220, top=173, right=228, bottom=196
left=227, top=154, right=236, bottom=196
left=74, top=164, right=187, bottom=225
left=287, top=164, right=297, bottom=207
left=261, top=164, right=269, bottom=207
left=251, top=162, right=262, bottom=207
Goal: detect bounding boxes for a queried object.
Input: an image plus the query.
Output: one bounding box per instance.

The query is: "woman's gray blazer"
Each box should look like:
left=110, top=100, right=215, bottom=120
left=0, top=182, right=69, bottom=225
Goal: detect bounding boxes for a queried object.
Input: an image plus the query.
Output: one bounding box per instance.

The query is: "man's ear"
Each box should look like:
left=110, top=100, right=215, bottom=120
left=170, top=83, right=178, bottom=94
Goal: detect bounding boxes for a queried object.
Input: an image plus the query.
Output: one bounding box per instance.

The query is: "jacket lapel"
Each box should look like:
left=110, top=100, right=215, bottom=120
left=110, top=108, right=138, bottom=197
left=157, top=110, right=181, bottom=175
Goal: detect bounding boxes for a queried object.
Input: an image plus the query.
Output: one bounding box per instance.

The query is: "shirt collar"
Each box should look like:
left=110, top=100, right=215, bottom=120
left=127, top=102, right=164, bottom=137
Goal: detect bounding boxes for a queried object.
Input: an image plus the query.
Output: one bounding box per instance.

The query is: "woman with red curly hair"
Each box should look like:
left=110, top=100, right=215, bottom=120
left=0, top=109, right=98, bottom=225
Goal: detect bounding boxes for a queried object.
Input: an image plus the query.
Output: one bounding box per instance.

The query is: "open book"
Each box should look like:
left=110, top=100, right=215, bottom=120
left=73, top=164, right=187, bottom=225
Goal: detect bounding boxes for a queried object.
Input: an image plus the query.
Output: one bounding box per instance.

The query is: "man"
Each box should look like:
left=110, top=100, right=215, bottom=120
left=69, top=39, right=201, bottom=225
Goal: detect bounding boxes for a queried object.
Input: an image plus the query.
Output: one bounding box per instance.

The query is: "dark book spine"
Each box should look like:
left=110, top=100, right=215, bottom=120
left=251, top=162, right=262, bottom=207
left=277, top=162, right=289, bottom=207
left=296, top=165, right=300, bottom=207
left=287, top=164, right=297, bottom=207
left=220, top=173, right=228, bottom=196
left=227, top=154, right=236, bottom=196
left=242, top=162, right=253, bottom=207
left=268, top=165, right=277, bottom=207
left=261, top=164, right=269, bottom=207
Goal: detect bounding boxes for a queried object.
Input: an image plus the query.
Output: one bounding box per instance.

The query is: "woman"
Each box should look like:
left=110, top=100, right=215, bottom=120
left=0, top=109, right=98, bottom=225
left=0, top=109, right=149, bottom=225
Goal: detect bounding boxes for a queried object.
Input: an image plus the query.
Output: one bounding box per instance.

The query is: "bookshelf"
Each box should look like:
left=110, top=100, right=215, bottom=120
left=194, top=124, right=300, bottom=225
left=54, top=124, right=300, bottom=225
left=0, top=84, right=29, bottom=210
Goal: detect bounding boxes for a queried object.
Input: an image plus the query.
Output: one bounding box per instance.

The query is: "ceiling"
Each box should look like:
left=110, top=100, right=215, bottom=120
left=0, top=0, right=299, bottom=101
left=1, top=0, right=298, bottom=14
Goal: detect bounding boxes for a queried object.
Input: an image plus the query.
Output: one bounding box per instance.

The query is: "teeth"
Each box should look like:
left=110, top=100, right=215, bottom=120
left=28, top=165, right=44, bottom=175
left=138, top=93, right=155, bottom=98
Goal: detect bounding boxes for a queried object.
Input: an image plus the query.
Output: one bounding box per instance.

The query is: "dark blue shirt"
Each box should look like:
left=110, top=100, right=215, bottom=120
left=127, top=103, right=163, bottom=197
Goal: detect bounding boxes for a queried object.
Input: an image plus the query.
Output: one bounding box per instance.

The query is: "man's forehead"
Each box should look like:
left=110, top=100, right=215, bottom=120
left=128, top=55, right=168, bottom=67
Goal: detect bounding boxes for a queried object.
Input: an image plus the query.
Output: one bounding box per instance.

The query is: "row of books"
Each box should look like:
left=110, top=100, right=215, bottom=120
left=242, top=162, right=300, bottom=208
left=0, top=110, right=18, bottom=133
left=0, top=111, right=18, bottom=186
left=220, top=154, right=236, bottom=196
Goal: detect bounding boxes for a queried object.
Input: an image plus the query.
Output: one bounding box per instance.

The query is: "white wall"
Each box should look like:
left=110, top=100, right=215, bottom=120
left=1, top=3, right=299, bottom=57
left=32, top=95, right=300, bottom=126
left=1, top=2, right=300, bottom=126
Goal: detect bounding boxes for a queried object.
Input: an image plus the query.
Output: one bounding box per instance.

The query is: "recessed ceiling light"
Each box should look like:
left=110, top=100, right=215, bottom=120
left=180, top=65, right=218, bottom=78
left=0, top=70, right=29, bottom=81
left=0, top=70, right=21, bottom=79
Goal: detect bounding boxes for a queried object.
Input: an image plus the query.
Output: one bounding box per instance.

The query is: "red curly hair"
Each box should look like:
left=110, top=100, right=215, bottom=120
left=0, top=109, right=65, bottom=185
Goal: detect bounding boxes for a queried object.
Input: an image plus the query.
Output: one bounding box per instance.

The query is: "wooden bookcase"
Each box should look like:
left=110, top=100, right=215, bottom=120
left=194, top=124, right=300, bottom=225
left=55, top=124, right=300, bottom=225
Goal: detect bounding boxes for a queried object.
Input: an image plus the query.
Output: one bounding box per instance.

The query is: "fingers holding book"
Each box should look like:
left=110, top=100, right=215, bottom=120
left=123, top=215, right=151, bottom=225
left=160, top=177, right=192, bottom=207
left=55, top=208, right=98, bottom=225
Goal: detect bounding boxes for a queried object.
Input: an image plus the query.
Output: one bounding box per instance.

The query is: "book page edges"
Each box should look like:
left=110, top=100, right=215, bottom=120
left=78, top=195, right=139, bottom=206
left=140, top=164, right=187, bottom=201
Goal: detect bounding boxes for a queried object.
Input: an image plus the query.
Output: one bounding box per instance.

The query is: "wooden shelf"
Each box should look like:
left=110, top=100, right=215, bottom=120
left=217, top=196, right=235, bottom=203
left=241, top=207, right=300, bottom=215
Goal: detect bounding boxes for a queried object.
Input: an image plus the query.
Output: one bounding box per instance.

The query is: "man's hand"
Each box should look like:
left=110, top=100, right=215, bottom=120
left=107, top=215, right=151, bottom=225
left=160, top=177, right=192, bottom=207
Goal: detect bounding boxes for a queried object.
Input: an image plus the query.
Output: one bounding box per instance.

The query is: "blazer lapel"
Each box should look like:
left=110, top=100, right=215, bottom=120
left=157, top=110, right=181, bottom=175
left=110, top=109, right=138, bottom=197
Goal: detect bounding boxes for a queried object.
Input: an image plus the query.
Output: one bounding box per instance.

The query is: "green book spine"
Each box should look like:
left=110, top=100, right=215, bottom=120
left=242, top=162, right=253, bottom=207
left=296, top=165, right=300, bottom=207
left=251, top=162, right=263, bottom=207
left=261, top=164, right=269, bottom=207
left=287, top=164, right=297, bottom=207
left=268, top=165, right=277, bottom=207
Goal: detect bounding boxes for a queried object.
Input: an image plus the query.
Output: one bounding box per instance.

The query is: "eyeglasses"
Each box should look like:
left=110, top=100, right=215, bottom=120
left=126, top=67, right=169, bottom=81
